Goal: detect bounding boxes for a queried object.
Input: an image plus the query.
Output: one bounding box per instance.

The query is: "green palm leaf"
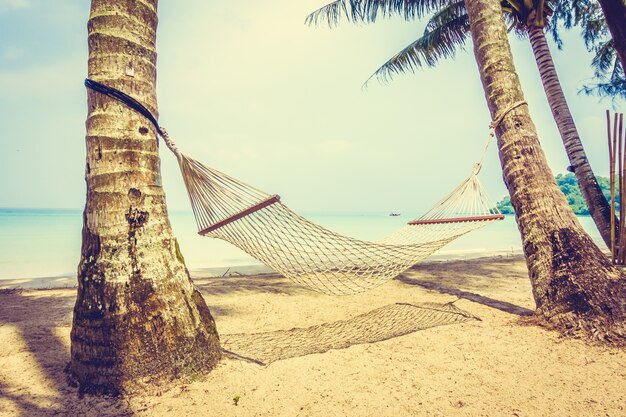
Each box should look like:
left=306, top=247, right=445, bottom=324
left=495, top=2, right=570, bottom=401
left=425, top=0, right=466, bottom=31
left=305, top=0, right=363, bottom=27
left=305, top=0, right=456, bottom=27
left=591, top=39, right=616, bottom=76
left=365, top=10, right=470, bottom=85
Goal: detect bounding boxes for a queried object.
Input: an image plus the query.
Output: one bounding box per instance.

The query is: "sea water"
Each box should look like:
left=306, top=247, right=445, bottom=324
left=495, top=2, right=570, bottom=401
left=0, top=208, right=603, bottom=280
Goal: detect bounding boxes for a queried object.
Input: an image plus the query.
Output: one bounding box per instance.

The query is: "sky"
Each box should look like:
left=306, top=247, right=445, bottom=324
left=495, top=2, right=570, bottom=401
left=0, top=0, right=621, bottom=214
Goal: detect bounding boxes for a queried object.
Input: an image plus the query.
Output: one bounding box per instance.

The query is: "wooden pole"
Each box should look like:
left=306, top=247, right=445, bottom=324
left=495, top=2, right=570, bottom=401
left=613, top=113, right=624, bottom=264
left=608, top=110, right=616, bottom=262
left=617, top=113, right=626, bottom=265
left=616, top=113, right=622, bottom=263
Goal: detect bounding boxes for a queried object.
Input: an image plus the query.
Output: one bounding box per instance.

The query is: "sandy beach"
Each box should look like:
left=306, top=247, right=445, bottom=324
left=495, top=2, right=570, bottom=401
left=1, top=254, right=625, bottom=417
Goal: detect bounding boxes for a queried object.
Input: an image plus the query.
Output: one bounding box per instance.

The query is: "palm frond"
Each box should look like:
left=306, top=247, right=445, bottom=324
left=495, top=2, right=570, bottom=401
left=505, top=0, right=524, bottom=15
left=306, top=0, right=457, bottom=27
left=364, top=13, right=470, bottom=86
left=358, top=0, right=456, bottom=22
left=591, top=39, right=616, bottom=76
left=611, top=58, right=624, bottom=81
left=583, top=48, right=626, bottom=102
left=581, top=78, right=626, bottom=103
left=582, top=16, right=609, bottom=49
left=502, top=11, right=527, bottom=39
left=546, top=0, right=594, bottom=47
left=552, top=0, right=605, bottom=50
left=551, top=0, right=624, bottom=102
left=551, top=0, right=593, bottom=29
left=425, top=0, right=465, bottom=31
left=305, top=0, right=363, bottom=27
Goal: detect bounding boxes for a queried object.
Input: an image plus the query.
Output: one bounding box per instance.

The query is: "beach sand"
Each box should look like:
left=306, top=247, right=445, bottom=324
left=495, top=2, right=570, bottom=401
left=0, top=254, right=624, bottom=416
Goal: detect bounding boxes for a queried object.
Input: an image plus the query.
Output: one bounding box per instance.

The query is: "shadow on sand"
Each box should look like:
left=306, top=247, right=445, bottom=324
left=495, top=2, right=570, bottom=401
left=193, top=272, right=311, bottom=296
left=396, top=275, right=533, bottom=316
left=0, top=289, right=134, bottom=416
left=397, top=256, right=534, bottom=316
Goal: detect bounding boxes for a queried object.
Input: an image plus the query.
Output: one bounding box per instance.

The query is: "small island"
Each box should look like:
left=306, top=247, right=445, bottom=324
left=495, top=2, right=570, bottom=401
left=496, top=173, right=614, bottom=215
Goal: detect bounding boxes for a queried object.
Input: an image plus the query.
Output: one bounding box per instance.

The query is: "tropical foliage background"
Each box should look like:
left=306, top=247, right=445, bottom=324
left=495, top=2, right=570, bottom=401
left=496, top=173, right=615, bottom=215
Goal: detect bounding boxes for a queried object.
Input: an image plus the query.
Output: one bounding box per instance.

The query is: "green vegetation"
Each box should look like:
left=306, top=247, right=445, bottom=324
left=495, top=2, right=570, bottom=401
left=496, top=173, right=615, bottom=215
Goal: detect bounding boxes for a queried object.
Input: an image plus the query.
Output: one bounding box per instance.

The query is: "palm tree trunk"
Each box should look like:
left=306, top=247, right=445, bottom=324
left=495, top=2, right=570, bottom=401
left=597, top=0, right=626, bottom=76
left=70, top=0, right=221, bottom=395
left=464, top=0, right=626, bottom=342
left=526, top=24, right=615, bottom=249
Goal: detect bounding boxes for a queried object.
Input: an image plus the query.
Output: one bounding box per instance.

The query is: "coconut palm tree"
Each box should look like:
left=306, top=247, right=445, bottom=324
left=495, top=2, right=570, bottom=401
left=463, top=0, right=626, bottom=341
left=307, top=0, right=615, bottom=249
left=70, top=0, right=221, bottom=395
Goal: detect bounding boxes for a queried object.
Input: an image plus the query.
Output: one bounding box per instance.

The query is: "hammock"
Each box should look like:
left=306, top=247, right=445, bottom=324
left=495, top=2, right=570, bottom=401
left=85, top=79, right=506, bottom=295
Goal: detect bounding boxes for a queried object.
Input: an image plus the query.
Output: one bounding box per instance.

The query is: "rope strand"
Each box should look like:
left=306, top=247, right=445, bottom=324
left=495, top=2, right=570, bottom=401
left=474, top=100, right=528, bottom=175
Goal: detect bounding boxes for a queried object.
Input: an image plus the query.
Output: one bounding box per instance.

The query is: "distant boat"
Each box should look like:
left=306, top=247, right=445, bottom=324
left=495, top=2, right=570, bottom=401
left=389, top=213, right=401, bottom=217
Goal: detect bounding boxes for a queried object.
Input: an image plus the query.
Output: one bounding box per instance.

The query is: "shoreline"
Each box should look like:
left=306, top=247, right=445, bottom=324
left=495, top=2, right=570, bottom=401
left=0, top=249, right=523, bottom=290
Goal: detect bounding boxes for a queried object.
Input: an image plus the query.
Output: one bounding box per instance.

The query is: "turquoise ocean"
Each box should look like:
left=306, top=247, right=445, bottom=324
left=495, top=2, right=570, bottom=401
left=0, top=208, right=603, bottom=280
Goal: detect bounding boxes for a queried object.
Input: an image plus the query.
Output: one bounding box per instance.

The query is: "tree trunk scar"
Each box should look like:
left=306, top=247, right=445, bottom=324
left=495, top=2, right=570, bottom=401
left=126, top=207, right=149, bottom=275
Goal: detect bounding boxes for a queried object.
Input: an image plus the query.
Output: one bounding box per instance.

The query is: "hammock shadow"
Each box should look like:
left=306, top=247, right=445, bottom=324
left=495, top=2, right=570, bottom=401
left=395, top=276, right=533, bottom=316
left=397, top=256, right=534, bottom=316
left=193, top=272, right=312, bottom=296
left=220, top=301, right=480, bottom=366
left=0, top=289, right=134, bottom=416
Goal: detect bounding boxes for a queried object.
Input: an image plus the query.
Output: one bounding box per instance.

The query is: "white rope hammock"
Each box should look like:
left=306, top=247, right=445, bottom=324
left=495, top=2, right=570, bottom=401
left=161, top=130, right=503, bottom=295
left=83, top=79, right=517, bottom=296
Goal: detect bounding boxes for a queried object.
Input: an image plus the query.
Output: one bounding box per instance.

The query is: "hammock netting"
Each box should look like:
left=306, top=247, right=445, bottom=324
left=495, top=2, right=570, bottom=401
left=221, top=301, right=479, bottom=365
left=165, top=131, right=502, bottom=295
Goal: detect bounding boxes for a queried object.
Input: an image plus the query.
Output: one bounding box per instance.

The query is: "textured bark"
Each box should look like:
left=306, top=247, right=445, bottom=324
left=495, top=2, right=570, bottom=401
left=527, top=24, right=614, bottom=249
left=70, top=0, right=221, bottom=395
left=465, top=0, right=626, bottom=343
left=597, top=0, right=626, bottom=76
